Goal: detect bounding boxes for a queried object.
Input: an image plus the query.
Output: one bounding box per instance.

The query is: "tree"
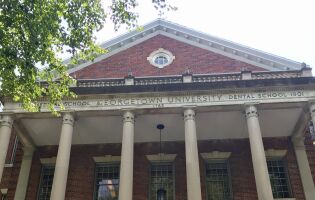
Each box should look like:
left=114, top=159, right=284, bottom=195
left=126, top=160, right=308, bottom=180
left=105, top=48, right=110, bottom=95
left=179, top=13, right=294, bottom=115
left=0, top=0, right=175, bottom=115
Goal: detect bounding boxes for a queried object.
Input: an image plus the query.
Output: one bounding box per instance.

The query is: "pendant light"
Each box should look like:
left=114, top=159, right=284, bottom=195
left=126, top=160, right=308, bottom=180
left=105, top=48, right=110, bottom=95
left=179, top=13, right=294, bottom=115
left=156, top=124, right=167, bottom=200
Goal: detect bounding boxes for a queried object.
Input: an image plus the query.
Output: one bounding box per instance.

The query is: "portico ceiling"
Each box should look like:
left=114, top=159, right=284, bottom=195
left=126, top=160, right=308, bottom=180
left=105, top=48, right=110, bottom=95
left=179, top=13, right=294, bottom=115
left=19, top=104, right=304, bottom=146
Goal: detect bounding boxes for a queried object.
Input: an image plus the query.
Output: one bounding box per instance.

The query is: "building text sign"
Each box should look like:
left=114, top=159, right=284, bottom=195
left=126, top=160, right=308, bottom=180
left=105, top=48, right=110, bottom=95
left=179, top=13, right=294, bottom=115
left=3, top=89, right=314, bottom=113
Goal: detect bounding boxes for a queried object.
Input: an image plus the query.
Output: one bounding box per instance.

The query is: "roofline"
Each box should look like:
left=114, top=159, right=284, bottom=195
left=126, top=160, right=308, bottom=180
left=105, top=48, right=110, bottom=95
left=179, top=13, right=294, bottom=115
left=65, top=19, right=304, bottom=74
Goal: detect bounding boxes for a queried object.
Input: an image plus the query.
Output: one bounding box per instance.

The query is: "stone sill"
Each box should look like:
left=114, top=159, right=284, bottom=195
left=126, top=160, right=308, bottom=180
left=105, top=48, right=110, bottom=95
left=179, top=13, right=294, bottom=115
left=274, top=198, right=295, bottom=200
left=4, top=164, right=13, bottom=168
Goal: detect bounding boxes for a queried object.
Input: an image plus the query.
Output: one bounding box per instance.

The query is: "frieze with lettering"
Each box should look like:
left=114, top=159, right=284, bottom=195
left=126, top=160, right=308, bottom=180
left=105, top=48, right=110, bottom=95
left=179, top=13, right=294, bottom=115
left=3, top=90, right=313, bottom=113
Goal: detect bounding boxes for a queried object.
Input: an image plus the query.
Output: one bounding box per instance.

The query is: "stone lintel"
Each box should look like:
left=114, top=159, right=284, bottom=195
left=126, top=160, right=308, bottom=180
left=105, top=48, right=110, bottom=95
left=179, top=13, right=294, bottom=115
left=93, top=155, right=121, bottom=163
left=265, top=149, right=287, bottom=158
left=200, top=151, right=231, bottom=160
left=146, top=153, right=177, bottom=162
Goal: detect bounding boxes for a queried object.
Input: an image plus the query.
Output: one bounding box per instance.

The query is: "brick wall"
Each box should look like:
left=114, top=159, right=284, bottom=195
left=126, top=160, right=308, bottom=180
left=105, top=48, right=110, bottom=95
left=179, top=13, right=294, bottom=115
left=0, top=130, right=23, bottom=200
left=16, top=137, right=310, bottom=200
left=305, top=133, right=315, bottom=185
left=72, top=35, right=265, bottom=79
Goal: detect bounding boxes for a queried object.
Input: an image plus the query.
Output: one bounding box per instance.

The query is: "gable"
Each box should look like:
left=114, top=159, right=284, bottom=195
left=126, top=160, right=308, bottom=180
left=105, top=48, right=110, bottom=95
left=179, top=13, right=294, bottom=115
left=67, top=19, right=302, bottom=79
left=71, top=35, right=265, bottom=79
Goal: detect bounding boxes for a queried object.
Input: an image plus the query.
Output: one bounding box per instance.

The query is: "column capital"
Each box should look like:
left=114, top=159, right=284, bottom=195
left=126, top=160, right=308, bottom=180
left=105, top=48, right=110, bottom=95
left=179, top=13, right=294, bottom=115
left=123, top=111, right=135, bottom=123
left=308, top=101, right=315, bottom=118
left=62, top=112, right=75, bottom=126
left=245, top=104, right=258, bottom=119
left=184, top=108, right=195, bottom=121
left=0, top=115, right=14, bottom=128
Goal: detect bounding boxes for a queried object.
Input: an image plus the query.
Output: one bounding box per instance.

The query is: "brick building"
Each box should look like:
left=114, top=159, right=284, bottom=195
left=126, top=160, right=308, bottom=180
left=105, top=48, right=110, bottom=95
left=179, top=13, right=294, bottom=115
left=1, top=19, right=315, bottom=200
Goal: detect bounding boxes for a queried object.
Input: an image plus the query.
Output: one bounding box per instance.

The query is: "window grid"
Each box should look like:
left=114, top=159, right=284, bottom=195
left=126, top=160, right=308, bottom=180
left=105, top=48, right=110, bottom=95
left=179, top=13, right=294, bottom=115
left=1, top=193, right=7, bottom=200
left=154, top=55, right=168, bottom=65
left=37, top=166, right=55, bottom=200
left=94, top=163, right=120, bottom=200
left=267, top=159, right=292, bottom=198
left=205, top=161, right=232, bottom=200
left=150, top=163, right=174, bottom=200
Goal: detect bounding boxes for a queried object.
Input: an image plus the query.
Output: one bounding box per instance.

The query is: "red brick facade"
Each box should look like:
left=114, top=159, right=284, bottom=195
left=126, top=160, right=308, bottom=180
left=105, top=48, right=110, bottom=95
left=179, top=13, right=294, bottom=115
left=2, top=135, right=315, bottom=200
left=72, top=35, right=265, bottom=79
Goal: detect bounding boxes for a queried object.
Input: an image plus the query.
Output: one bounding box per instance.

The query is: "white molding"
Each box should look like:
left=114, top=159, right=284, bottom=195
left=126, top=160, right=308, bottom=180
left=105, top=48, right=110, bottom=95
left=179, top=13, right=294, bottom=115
left=147, top=48, right=175, bottom=68
left=4, top=163, right=13, bottom=168
left=265, top=149, right=287, bottom=158
left=3, top=88, right=314, bottom=113
left=274, top=198, right=295, bottom=200
left=146, top=153, right=177, bottom=162
left=40, top=157, right=56, bottom=165
left=68, top=32, right=159, bottom=74
left=93, top=155, right=121, bottom=163
left=200, top=151, right=231, bottom=160
left=66, top=19, right=302, bottom=75
left=0, top=188, right=8, bottom=194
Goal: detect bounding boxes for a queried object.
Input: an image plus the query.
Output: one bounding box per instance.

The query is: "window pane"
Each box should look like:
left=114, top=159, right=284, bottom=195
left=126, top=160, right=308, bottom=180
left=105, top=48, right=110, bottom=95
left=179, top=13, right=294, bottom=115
left=150, top=163, right=174, bottom=200
left=1, top=193, right=7, bottom=200
left=154, top=55, right=168, bottom=65
left=37, top=166, right=55, bottom=200
left=267, top=160, right=291, bottom=198
left=94, top=164, right=120, bottom=200
left=206, top=161, right=232, bottom=200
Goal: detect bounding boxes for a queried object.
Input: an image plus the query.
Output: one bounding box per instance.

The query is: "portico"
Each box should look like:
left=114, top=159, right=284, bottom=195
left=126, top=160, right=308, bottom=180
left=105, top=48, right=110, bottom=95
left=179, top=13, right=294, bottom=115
left=1, top=69, right=315, bottom=200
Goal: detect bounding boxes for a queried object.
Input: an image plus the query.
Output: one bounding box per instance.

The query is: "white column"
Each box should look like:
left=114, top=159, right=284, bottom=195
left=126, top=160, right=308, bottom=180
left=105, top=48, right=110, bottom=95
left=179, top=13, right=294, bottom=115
left=184, top=108, right=202, bottom=200
left=245, top=105, right=273, bottom=200
left=50, top=113, right=74, bottom=200
left=0, top=115, right=13, bottom=183
left=291, top=103, right=315, bottom=200
left=118, top=111, right=135, bottom=200
left=14, top=146, right=35, bottom=200
left=292, top=137, right=315, bottom=200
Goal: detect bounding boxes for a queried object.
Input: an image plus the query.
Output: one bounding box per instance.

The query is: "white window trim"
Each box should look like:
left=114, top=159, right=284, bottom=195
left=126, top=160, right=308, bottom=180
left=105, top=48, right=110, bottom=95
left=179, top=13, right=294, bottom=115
left=265, top=149, right=287, bottom=158
left=40, top=157, right=56, bottom=165
left=147, top=48, right=175, bottom=68
left=146, top=153, right=177, bottom=162
left=200, top=151, right=231, bottom=160
left=274, top=198, right=296, bottom=200
left=93, top=155, right=121, bottom=163
left=0, top=189, right=7, bottom=195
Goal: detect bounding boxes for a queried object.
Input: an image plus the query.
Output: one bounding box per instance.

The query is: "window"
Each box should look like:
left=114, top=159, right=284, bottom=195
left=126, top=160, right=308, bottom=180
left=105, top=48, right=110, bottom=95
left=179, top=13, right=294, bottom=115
left=205, top=160, right=232, bottom=200
left=1, top=194, right=7, bottom=200
left=94, top=163, right=120, bottom=200
left=147, top=48, right=175, bottom=68
left=0, top=189, right=8, bottom=200
left=267, top=159, right=292, bottom=198
left=37, top=166, right=55, bottom=200
left=154, top=54, right=169, bottom=66
left=150, top=163, right=174, bottom=200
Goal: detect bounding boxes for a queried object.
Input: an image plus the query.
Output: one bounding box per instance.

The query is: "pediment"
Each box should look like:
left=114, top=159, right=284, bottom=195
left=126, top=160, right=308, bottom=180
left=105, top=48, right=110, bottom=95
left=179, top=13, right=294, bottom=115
left=66, top=19, right=302, bottom=79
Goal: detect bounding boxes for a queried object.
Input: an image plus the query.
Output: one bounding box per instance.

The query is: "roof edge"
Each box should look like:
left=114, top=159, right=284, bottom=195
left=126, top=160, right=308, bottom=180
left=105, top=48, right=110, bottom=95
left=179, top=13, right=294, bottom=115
left=65, top=19, right=304, bottom=74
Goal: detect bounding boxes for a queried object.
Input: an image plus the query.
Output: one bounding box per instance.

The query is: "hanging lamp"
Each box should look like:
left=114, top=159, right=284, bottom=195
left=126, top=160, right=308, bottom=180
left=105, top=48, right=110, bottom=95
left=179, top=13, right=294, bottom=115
left=156, top=124, right=167, bottom=200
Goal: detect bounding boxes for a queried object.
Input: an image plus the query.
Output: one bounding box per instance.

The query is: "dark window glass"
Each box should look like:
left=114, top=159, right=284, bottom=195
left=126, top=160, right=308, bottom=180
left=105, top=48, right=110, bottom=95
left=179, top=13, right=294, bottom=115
left=154, top=55, right=168, bottom=65
left=37, top=166, right=54, bottom=200
left=150, top=163, right=174, bottom=200
left=206, top=161, right=232, bottom=200
left=1, top=193, right=7, bottom=200
left=267, top=159, right=292, bottom=198
left=94, top=163, right=120, bottom=200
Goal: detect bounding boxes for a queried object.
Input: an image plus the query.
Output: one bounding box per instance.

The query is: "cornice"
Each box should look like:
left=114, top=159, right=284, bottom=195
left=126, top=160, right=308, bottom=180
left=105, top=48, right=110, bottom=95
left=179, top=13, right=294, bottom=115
left=65, top=19, right=303, bottom=74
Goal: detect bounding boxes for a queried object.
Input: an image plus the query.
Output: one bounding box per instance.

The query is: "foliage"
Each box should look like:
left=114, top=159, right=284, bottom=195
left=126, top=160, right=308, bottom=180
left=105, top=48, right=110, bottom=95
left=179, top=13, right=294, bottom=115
left=0, top=0, right=175, bottom=115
